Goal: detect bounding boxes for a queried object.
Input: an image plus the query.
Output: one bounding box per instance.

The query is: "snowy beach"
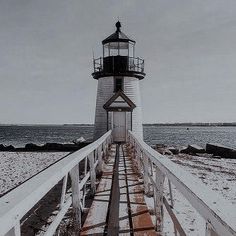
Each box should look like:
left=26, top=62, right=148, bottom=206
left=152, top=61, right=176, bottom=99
left=0, top=152, right=69, bottom=196
left=145, top=153, right=236, bottom=235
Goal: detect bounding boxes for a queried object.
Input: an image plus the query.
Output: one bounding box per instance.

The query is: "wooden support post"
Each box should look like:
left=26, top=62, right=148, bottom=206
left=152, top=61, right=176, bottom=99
left=149, top=158, right=153, bottom=176
left=143, top=152, right=151, bottom=195
left=59, top=174, right=68, bottom=209
left=5, top=222, right=21, bottom=236
left=69, top=165, right=81, bottom=233
left=105, top=139, right=109, bottom=157
left=205, top=222, right=218, bottom=236
left=89, top=152, right=96, bottom=195
left=97, top=145, right=103, bottom=173
left=136, top=145, right=142, bottom=173
left=82, top=156, right=88, bottom=209
left=168, top=179, right=174, bottom=208
left=102, top=142, right=107, bottom=161
left=154, top=165, right=165, bottom=233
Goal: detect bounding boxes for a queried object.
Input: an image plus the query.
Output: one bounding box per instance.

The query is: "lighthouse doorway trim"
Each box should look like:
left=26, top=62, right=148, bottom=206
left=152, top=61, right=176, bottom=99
left=103, top=90, right=136, bottom=142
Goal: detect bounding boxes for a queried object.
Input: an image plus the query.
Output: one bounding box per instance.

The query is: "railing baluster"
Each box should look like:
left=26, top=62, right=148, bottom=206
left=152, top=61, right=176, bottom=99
left=154, top=165, right=165, bottom=233
left=143, top=151, right=151, bottom=195
left=89, top=152, right=96, bottom=195
left=149, top=158, right=153, bottom=176
left=59, top=174, right=68, bottom=209
left=69, top=164, right=81, bottom=233
left=82, top=156, right=88, bottom=209
left=206, top=222, right=218, bottom=236
left=168, top=179, right=174, bottom=208
left=97, top=145, right=103, bottom=173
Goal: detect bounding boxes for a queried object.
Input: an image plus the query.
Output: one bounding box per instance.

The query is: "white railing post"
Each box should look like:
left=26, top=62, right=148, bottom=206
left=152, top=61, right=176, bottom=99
left=89, top=151, right=96, bottom=195
left=69, top=165, right=81, bottom=233
left=154, top=165, right=165, bottom=233
left=102, top=142, right=107, bottom=162
left=59, top=174, right=68, bottom=209
left=168, top=179, right=174, bottom=208
left=82, top=156, right=88, bottom=209
left=5, top=222, right=21, bottom=236
left=136, top=145, right=142, bottom=174
left=206, top=222, right=218, bottom=236
left=143, top=152, right=152, bottom=196
left=97, top=145, right=103, bottom=173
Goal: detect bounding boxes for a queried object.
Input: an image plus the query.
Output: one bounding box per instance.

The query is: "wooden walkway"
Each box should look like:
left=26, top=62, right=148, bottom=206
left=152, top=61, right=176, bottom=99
left=81, top=144, right=156, bottom=235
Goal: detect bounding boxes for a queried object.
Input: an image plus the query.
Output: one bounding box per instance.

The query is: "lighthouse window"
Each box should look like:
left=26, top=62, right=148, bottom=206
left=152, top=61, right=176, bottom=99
left=114, top=78, right=123, bottom=92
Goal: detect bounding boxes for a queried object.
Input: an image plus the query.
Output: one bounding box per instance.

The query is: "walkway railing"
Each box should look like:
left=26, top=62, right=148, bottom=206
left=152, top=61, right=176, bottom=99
left=127, top=131, right=236, bottom=236
left=0, top=130, right=112, bottom=236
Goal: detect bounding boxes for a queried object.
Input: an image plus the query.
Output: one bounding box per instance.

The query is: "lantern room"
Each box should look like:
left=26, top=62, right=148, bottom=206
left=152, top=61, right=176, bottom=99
left=92, top=21, right=145, bottom=80
left=102, top=21, right=135, bottom=58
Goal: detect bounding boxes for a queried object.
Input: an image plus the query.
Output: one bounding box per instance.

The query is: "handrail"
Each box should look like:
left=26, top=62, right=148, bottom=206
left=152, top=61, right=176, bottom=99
left=93, top=56, right=145, bottom=73
left=0, top=130, right=112, bottom=236
left=128, top=130, right=236, bottom=236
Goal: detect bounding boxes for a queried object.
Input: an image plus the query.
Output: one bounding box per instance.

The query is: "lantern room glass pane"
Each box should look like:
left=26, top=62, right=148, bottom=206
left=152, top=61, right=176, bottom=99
left=128, top=43, right=134, bottom=58
left=103, top=41, right=135, bottom=57
left=110, top=48, right=119, bottom=56
left=119, top=48, right=128, bottom=56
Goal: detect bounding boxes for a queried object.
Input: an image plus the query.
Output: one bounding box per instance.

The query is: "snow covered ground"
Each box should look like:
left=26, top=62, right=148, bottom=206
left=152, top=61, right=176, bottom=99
left=145, top=153, right=236, bottom=235
left=0, top=152, right=69, bottom=196
left=1, top=151, right=235, bottom=235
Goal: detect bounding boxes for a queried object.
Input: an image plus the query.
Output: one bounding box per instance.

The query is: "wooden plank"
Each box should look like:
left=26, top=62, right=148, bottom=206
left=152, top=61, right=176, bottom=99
left=107, top=145, right=120, bottom=235
left=81, top=145, right=115, bottom=235
left=118, top=146, right=131, bottom=235
left=128, top=131, right=236, bottom=236
left=123, top=146, right=156, bottom=236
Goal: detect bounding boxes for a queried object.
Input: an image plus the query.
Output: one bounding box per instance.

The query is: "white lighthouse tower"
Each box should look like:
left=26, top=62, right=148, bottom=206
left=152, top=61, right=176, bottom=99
left=93, top=22, right=145, bottom=142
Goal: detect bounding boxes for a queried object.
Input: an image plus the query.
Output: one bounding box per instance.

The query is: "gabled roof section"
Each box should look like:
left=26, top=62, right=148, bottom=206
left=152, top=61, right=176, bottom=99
left=103, top=90, right=136, bottom=111
left=102, top=21, right=135, bottom=45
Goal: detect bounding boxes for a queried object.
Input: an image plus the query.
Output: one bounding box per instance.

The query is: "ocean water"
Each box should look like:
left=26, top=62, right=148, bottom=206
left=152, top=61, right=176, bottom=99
left=0, top=125, right=94, bottom=147
left=144, top=125, right=236, bottom=148
left=0, top=125, right=236, bottom=148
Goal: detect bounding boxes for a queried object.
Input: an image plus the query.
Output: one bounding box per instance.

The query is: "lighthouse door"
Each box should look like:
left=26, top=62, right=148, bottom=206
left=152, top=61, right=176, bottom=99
left=113, top=112, right=126, bottom=142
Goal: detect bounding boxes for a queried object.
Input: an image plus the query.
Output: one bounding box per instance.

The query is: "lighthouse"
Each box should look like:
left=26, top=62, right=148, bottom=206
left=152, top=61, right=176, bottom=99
left=93, top=22, right=145, bottom=142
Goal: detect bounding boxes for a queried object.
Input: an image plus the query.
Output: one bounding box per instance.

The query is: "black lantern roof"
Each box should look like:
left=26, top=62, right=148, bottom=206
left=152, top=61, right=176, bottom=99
left=102, top=21, right=135, bottom=45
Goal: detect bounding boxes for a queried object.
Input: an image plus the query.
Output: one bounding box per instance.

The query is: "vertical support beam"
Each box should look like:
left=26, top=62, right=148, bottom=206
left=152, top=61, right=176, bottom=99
left=106, top=111, right=109, bottom=131
left=168, top=179, right=174, bottom=208
left=135, top=145, right=142, bottom=173
left=59, top=174, right=68, bottom=209
left=69, top=165, right=81, bottom=233
left=131, top=111, right=133, bottom=131
left=105, top=139, right=109, bottom=158
left=97, top=145, right=103, bottom=173
left=82, top=156, right=88, bottom=208
left=154, top=165, right=165, bottom=233
left=205, top=222, right=218, bottom=236
left=143, top=151, right=151, bottom=195
left=5, top=222, right=21, bottom=236
left=89, top=152, right=96, bottom=195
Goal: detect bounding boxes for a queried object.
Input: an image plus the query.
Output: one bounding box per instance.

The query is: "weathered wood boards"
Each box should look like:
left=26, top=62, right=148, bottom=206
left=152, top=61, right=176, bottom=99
left=206, top=143, right=236, bottom=158
left=81, top=145, right=115, bottom=235
left=81, top=144, right=156, bottom=235
left=122, top=146, right=156, bottom=236
left=128, top=131, right=236, bottom=236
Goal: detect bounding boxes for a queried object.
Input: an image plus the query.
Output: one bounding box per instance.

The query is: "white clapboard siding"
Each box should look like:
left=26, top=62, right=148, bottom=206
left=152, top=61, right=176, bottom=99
left=94, top=77, right=114, bottom=140
left=124, top=77, right=143, bottom=139
left=94, top=76, right=143, bottom=140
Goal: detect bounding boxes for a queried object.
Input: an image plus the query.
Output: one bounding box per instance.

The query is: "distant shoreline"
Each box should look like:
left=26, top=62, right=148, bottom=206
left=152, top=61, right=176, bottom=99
left=0, top=123, right=236, bottom=127
left=143, top=123, right=236, bottom=127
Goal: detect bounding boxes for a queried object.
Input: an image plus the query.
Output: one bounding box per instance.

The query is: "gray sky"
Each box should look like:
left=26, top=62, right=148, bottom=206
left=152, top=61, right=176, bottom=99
left=0, top=0, right=236, bottom=124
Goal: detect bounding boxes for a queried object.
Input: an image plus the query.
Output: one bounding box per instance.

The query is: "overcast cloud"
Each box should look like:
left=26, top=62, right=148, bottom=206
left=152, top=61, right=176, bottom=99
left=0, top=0, right=236, bottom=124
